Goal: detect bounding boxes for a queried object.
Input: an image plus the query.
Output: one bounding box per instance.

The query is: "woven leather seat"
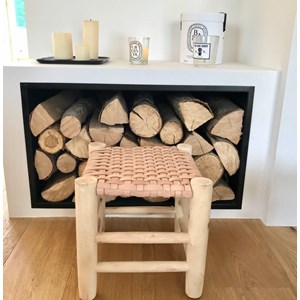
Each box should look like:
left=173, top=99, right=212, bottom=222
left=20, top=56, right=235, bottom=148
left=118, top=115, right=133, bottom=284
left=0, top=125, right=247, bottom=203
left=83, top=146, right=201, bottom=198
left=75, top=142, right=213, bottom=300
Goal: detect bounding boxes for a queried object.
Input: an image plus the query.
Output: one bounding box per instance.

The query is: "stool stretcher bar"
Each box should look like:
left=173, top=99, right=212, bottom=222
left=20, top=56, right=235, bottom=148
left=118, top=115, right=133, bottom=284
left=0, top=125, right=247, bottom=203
left=95, top=232, right=190, bottom=244
left=96, top=261, right=190, bottom=273
left=104, top=206, right=175, bottom=215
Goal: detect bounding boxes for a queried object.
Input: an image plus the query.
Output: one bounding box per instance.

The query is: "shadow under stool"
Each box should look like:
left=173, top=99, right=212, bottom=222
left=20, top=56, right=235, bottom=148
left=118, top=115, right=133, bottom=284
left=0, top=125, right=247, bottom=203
left=75, top=142, right=213, bottom=299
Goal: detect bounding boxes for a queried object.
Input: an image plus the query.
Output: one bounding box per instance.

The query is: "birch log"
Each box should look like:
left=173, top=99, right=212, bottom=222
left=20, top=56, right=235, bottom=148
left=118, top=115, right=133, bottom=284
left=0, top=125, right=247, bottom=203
left=194, top=153, right=224, bottom=185
left=139, top=136, right=164, bottom=147
left=41, top=172, right=76, bottom=202
left=78, top=161, right=87, bottom=177
left=183, top=132, right=213, bottom=156
left=205, top=97, right=244, bottom=144
left=212, top=179, right=235, bottom=201
left=120, top=128, right=139, bottom=148
left=60, top=97, right=98, bottom=138
left=129, top=93, right=162, bottom=138
left=65, top=125, right=91, bottom=159
left=89, top=110, right=124, bottom=146
left=56, top=152, right=77, bottom=173
left=34, top=149, right=57, bottom=180
left=168, top=94, right=213, bottom=131
left=29, top=90, right=81, bottom=136
left=208, top=134, right=240, bottom=176
left=98, top=92, right=129, bottom=125
left=38, top=123, right=65, bottom=154
left=157, top=102, right=183, bottom=145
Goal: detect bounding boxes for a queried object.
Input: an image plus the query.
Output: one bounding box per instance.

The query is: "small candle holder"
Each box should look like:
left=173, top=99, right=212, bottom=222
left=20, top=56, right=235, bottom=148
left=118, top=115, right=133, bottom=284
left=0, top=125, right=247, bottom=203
left=128, top=37, right=150, bottom=65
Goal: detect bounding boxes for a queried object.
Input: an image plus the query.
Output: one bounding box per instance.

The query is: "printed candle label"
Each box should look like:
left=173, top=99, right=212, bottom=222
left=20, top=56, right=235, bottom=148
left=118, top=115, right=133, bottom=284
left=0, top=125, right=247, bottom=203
left=187, top=24, right=208, bottom=52
left=193, top=43, right=211, bottom=60
left=130, top=41, right=142, bottom=61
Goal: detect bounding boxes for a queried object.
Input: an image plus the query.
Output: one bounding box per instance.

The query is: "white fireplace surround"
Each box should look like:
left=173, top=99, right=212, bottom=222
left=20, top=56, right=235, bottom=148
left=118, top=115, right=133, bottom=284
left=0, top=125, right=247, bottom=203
left=4, top=60, right=282, bottom=223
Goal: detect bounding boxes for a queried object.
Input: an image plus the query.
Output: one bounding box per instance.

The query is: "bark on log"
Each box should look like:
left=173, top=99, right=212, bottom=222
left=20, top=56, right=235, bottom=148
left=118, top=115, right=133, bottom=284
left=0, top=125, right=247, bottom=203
left=139, top=136, right=164, bottom=147
left=60, top=97, right=98, bottom=138
left=212, top=179, right=235, bottom=201
left=98, top=92, right=129, bottom=125
left=38, top=123, right=65, bottom=154
left=157, top=102, right=183, bottom=145
left=208, top=134, right=240, bottom=176
left=205, top=97, right=244, bottom=144
left=56, top=152, right=77, bottom=173
left=168, top=94, right=213, bottom=131
left=183, top=132, right=214, bottom=156
left=41, top=172, right=76, bottom=202
left=194, top=153, right=224, bottom=185
left=34, top=149, right=57, bottom=180
left=120, top=128, right=139, bottom=148
left=89, top=110, right=124, bottom=146
left=65, top=125, right=91, bottom=159
left=78, top=161, right=87, bottom=177
left=29, top=90, right=81, bottom=137
left=129, top=93, right=162, bottom=138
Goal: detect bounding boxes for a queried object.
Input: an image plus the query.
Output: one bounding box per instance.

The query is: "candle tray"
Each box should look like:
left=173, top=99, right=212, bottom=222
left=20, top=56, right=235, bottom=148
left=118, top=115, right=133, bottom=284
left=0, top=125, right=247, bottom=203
left=37, top=56, right=110, bottom=65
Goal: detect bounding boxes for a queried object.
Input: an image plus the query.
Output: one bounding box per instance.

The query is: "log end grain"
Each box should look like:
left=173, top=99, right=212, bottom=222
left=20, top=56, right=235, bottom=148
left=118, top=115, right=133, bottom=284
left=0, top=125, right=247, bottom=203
left=159, top=121, right=183, bottom=145
left=129, top=105, right=162, bottom=138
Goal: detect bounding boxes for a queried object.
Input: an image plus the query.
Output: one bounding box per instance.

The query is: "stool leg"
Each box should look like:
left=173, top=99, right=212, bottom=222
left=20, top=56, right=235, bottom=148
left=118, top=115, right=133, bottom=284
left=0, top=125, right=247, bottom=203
left=185, top=177, right=212, bottom=299
left=75, top=176, right=99, bottom=300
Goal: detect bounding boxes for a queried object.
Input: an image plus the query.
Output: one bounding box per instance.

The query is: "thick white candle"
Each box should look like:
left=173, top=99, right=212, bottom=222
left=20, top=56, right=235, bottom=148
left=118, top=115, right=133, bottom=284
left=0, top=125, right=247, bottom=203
left=52, top=32, right=73, bottom=59
left=75, top=44, right=90, bottom=60
left=82, top=20, right=99, bottom=59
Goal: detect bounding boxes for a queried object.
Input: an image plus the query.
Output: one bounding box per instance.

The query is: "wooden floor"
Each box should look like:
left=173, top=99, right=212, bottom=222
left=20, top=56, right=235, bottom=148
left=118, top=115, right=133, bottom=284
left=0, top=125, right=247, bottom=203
left=3, top=204, right=296, bottom=299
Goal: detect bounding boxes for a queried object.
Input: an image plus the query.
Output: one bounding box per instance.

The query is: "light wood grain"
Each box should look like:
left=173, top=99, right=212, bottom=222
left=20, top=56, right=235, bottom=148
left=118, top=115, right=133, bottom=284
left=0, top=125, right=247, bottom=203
left=3, top=216, right=296, bottom=300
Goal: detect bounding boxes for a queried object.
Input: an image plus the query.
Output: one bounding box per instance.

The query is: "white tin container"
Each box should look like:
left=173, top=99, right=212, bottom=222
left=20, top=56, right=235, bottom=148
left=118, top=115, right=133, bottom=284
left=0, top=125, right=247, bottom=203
left=180, top=12, right=227, bottom=64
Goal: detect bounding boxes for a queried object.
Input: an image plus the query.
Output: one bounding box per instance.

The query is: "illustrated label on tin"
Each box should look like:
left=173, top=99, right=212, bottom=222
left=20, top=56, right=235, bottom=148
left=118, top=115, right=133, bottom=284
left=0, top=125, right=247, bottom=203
left=187, top=23, right=208, bottom=52
left=193, top=43, right=211, bottom=60
left=129, top=41, right=142, bottom=61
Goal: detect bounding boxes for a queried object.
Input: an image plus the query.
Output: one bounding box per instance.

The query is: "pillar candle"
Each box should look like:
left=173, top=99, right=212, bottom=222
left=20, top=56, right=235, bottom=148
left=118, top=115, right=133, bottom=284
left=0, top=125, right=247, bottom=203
left=75, top=44, right=90, bottom=60
left=82, top=20, right=99, bottom=59
left=52, top=32, right=73, bottom=59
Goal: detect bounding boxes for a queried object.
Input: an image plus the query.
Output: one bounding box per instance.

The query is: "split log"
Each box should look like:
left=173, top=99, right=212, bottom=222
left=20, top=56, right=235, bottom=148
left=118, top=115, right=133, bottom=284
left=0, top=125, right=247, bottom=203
left=89, top=110, right=124, bottom=146
left=98, top=92, right=129, bottom=125
left=168, top=94, right=213, bottom=131
left=56, top=152, right=77, bottom=173
left=183, top=132, right=213, bottom=156
left=157, top=102, right=183, bottom=145
left=78, top=161, right=87, bottom=177
left=120, top=128, right=139, bottom=148
left=41, top=172, right=76, bottom=202
left=129, top=93, right=162, bottom=138
left=29, top=90, right=81, bottom=137
left=60, top=97, right=98, bottom=138
left=139, top=136, right=164, bottom=147
left=208, top=134, right=240, bottom=176
left=38, top=123, right=65, bottom=154
left=194, top=153, right=224, bottom=185
left=212, top=179, right=235, bottom=201
left=65, top=125, right=91, bottom=159
left=205, top=97, right=244, bottom=144
left=34, top=149, right=57, bottom=180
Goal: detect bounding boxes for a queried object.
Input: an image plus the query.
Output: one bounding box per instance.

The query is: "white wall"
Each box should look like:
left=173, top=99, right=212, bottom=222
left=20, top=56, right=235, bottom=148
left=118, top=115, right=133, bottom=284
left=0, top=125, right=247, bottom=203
left=25, top=0, right=241, bottom=62
left=237, top=0, right=297, bottom=225
left=264, top=25, right=297, bottom=225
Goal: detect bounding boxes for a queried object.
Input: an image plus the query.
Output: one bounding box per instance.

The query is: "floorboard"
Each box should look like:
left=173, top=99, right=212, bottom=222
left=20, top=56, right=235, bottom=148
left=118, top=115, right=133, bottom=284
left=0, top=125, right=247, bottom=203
left=3, top=215, right=296, bottom=300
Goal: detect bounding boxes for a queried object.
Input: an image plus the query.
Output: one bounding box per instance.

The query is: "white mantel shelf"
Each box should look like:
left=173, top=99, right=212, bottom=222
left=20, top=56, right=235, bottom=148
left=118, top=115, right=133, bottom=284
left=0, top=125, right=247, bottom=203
left=4, top=59, right=277, bottom=87
left=3, top=60, right=280, bottom=221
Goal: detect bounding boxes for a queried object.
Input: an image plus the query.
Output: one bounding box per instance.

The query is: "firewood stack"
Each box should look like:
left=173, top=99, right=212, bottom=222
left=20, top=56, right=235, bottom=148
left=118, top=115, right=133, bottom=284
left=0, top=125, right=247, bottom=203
left=30, top=90, right=244, bottom=203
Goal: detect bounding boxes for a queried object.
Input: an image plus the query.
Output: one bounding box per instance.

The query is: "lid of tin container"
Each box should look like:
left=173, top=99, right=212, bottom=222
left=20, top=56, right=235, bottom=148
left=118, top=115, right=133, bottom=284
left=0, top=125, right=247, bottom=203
left=181, top=12, right=225, bottom=22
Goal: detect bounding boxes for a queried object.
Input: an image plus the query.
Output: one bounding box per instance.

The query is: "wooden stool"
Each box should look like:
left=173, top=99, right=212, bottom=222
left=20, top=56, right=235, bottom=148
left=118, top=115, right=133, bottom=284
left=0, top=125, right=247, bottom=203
left=75, top=142, right=213, bottom=300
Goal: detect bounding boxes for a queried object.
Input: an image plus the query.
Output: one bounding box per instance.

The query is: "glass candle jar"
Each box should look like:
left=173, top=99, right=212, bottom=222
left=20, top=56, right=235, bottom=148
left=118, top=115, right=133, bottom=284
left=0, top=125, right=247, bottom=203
left=192, top=35, right=219, bottom=66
